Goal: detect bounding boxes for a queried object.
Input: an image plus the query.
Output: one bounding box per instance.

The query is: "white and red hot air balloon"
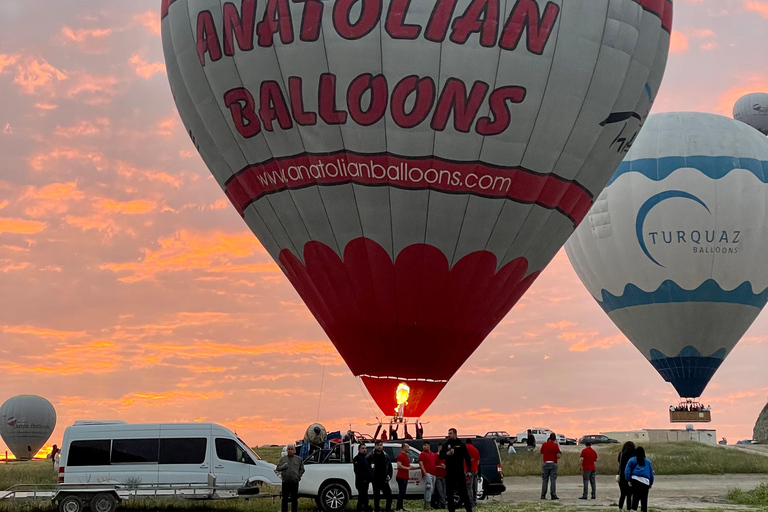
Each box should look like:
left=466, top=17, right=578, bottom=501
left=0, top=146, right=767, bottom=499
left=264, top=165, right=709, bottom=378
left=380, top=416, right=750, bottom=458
left=161, top=0, right=672, bottom=417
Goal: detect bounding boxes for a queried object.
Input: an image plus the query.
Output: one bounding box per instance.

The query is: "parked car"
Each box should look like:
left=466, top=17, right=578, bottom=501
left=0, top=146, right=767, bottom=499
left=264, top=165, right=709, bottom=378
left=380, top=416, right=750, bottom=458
left=515, top=428, right=555, bottom=445
left=578, top=434, right=619, bottom=445
left=483, top=431, right=514, bottom=446
left=564, top=438, right=577, bottom=445
left=299, top=442, right=425, bottom=511
left=404, top=436, right=505, bottom=500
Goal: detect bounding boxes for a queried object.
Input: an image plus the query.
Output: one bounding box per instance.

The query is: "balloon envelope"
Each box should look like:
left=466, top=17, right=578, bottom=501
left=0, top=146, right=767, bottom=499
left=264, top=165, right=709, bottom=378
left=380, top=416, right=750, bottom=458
left=161, top=0, right=671, bottom=416
left=566, top=112, right=768, bottom=399
left=0, top=395, right=56, bottom=459
left=733, top=92, right=768, bottom=136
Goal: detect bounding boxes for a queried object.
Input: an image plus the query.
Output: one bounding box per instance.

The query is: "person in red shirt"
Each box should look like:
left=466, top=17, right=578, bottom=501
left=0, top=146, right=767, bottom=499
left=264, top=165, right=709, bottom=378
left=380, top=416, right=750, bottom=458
left=579, top=441, right=599, bottom=500
left=396, top=443, right=411, bottom=511
left=540, top=433, right=561, bottom=500
left=433, top=443, right=447, bottom=508
left=418, top=442, right=436, bottom=510
left=465, top=439, right=481, bottom=507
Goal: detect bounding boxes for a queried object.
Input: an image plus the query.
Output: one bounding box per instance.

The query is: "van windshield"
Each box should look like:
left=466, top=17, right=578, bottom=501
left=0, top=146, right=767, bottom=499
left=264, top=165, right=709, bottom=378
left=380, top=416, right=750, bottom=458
left=238, top=438, right=262, bottom=460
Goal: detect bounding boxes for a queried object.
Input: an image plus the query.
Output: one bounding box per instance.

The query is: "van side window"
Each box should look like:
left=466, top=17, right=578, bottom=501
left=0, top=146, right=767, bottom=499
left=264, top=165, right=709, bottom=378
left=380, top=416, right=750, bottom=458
left=159, top=438, right=207, bottom=464
left=216, top=438, right=255, bottom=465
left=68, top=440, right=111, bottom=466
left=112, top=439, right=159, bottom=464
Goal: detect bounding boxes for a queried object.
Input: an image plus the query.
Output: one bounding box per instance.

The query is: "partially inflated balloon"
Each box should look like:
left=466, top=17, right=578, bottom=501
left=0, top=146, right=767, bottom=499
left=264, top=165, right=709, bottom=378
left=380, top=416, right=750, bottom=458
left=0, top=395, right=56, bottom=460
left=566, top=112, right=768, bottom=399
left=734, top=92, right=768, bottom=136
left=162, top=0, right=671, bottom=416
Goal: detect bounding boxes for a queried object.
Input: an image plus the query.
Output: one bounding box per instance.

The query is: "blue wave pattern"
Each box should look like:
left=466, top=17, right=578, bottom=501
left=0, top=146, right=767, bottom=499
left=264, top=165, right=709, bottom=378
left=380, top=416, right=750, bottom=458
left=598, top=279, right=768, bottom=313
left=649, top=347, right=727, bottom=398
left=606, top=155, right=768, bottom=186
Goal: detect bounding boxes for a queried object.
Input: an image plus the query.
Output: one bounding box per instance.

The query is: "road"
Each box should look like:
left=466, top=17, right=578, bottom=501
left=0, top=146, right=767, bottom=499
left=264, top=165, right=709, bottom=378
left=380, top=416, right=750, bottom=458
left=490, top=473, right=767, bottom=509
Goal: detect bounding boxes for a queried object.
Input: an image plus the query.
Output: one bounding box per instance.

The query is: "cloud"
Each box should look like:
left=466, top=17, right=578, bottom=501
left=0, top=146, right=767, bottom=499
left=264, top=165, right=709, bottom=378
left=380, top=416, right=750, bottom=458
left=100, top=230, right=275, bottom=283
left=54, top=118, right=111, bottom=138
left=134, top=10, right=161, bottom=35
left=0, top=54, right=20, bottom=74
left=745, top=0, right=768, bottom=17
left=97, top=199, right=157, bottom=215
left=715, top=75, right=768, bottom=115
left=61, top=26, right=112, bottom=43
left=155, top=116, right=178, bottom=138
left=29, top=147, right=107, bottom=173
left=129, top=53, right=165, bottom=79
left=114, top=161, right=188, bottom=188
left=21, top=182, right=86, bottom=217
left=13, top=58, right=67, bottom=95
left=0, top=218, right=46, bottom=234
left=546, top=320, right=577, bottom=330
left=35, top=103, right=58, bottom=111
left=670, top=31, right=690, bottom=54
left=66, top=72, right=119, bottom=105
left=569, top=334, right=626, bottom=352
left=0, top=324, right=87, bottom=339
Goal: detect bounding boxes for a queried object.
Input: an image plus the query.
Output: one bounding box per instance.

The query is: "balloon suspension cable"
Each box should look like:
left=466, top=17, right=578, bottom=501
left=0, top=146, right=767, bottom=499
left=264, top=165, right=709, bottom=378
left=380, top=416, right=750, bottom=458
left=355, top=375, right=381, bottom=423
left=316, top=347, right=328, bottom=422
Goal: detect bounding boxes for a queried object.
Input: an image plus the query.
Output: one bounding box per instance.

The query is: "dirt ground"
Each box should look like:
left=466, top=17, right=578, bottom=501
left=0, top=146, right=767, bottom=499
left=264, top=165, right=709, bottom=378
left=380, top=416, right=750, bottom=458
left=489, top=474, right=767, bottom=510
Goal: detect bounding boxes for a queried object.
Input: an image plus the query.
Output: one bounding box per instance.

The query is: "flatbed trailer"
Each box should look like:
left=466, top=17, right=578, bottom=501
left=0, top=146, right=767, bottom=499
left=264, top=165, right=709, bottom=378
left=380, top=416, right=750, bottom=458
left=0, top=482, right=279, bottom=512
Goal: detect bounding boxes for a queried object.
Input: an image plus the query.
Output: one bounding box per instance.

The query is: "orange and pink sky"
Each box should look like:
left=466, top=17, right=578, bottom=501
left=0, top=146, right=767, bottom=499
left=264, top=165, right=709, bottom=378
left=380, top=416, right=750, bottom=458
left=0, top=1, right=767, bottom=455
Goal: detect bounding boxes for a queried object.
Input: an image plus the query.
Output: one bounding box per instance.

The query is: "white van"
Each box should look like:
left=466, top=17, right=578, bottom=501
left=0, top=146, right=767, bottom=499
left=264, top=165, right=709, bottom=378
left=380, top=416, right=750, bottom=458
left=59, top=421, right=281, bottom=489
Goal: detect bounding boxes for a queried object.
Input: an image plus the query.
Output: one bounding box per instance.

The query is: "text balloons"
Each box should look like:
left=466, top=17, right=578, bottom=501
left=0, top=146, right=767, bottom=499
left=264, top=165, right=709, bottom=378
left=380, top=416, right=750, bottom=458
left=0, top=395, right=56, bottom=460
left=566, top=112, right=768, bottom=399
left=162, top=0, right=671, bottom=416
left=734, top=92, right=768, bottom=136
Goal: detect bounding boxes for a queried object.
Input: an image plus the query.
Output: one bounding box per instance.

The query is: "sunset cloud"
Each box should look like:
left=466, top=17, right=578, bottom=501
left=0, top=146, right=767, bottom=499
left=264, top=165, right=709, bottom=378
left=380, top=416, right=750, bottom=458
left=13, top=57, right=67, bottom=95
left=133, top=10, right=161, bottom=35
left=670, top=30, right=690, bottom=54
left=129, top=53, right=165, bottom=79
left=22, top=182, right=86, bottom=217
left=0, top=54, right=20, bottom=74
left=61, top=26, right=112, bottom=43
left=66, top=72, right=119, bottom=105
left=0, top=218, right=46, bottom=234
left=100, top=230, right=273, bottom=282
left=97, top=198, right=157, bottom=215
left=745, top=0, right=768, bottom=18
left=29, top=147, right=107, bottom=173
left=54, top=118, right=111, bottom=138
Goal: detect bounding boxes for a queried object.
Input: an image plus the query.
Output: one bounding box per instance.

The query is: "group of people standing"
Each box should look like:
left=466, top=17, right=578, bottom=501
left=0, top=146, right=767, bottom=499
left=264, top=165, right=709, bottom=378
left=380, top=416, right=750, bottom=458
left=535, top=433, right=654, bottom=510
left=353, top=429, right=479, bottom=512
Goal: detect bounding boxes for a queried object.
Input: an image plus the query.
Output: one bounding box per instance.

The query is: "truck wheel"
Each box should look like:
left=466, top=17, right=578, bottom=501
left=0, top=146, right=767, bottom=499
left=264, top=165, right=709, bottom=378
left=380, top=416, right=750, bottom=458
left=319, top=482, right=350, bottom=512
left=58, top=495, right=84, bottom=512
left=90, top=493, right=117, bottom=512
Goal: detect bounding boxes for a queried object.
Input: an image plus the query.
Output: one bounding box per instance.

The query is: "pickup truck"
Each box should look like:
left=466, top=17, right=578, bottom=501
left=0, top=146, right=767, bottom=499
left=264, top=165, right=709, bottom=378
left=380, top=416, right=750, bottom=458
left=298, top=442, right=425, bottom=512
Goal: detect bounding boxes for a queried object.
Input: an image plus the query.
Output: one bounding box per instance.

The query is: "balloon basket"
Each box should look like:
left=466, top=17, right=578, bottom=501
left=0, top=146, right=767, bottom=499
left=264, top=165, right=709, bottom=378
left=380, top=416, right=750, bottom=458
left=669, top=401, right=711, bottom=423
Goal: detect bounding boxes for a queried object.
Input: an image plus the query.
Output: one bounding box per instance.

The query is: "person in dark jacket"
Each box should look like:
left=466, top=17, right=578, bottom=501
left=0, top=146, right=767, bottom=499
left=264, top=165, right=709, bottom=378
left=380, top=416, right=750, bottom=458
left=275, top=444, right=305, bottom=512
left=354, top=444, right=373, bottom=512
left=526, top=430, right=536, bottom=451
left=439, top=429, right=472, bottom=512
left=617, top=441, right=635, bottom=510
left=367, top=440, right=393, bottom=512
left=624, top=446, right=654, bottom=512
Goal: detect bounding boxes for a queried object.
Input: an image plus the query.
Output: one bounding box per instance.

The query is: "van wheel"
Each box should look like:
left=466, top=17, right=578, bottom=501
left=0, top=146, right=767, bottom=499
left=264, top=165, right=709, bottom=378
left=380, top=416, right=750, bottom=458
left=58, top=495, right=83, bottom=512
left=90, top=493, right=117, bottom=512
left=319, top=482, right=350, bottom=512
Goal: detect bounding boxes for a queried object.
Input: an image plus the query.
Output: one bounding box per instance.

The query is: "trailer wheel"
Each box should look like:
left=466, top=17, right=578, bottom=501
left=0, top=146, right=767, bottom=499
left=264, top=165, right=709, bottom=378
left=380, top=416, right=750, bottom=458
left=90, top=493, right=118, bottom=512
left=318, top=482, right=350, bottom=512
left=58, top=495, right=84, bottom=512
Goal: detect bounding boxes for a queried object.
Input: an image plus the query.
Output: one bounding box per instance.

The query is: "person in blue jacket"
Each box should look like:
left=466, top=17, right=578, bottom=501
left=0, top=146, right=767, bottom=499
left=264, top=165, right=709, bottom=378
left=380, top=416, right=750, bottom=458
left=624, top=446, right=653, bottom=512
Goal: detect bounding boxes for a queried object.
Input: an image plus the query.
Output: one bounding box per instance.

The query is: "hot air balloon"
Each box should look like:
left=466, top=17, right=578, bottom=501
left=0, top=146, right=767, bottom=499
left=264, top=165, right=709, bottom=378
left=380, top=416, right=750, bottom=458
left=566, top=112, right=768, bottom=420
left=0, top=395, right=56, bottom=460
left=161, top=0, right=671, bottom=417
left=733, top=92, right=768, bottom=136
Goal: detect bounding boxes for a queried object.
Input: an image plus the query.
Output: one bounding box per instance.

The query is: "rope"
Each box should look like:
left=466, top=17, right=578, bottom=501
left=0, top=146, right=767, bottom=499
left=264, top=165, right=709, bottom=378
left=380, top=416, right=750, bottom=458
left=316, top=347, right=328, bottom=422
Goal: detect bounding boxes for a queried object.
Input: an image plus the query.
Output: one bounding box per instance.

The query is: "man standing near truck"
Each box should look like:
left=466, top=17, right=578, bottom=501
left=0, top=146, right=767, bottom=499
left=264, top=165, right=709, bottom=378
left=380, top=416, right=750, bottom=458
left=367, top=440, right=393, bottom=512
left=396, top=443, right=411, bottom=511
left=354, top=443, right=373, bottom=512
left=276, top=444, right=305, bottom=512
left=418, top=441, right=436, bottom=510
left=433, top=443, right=447, bottom=508
left=439, top=429, right=472, bottom=512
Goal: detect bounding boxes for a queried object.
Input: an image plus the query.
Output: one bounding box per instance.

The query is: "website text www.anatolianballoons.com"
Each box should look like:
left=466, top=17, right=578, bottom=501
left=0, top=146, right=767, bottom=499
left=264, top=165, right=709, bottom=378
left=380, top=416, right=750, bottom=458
left=224, top=153, right=594, bottom=225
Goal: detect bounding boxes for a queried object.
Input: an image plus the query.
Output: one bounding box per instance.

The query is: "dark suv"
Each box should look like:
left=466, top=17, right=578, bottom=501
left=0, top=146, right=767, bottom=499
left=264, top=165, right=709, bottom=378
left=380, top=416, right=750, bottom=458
left=483, top=431, right=513, bottom=447
left=578, top=434, right=619, bottom=445
left=404, top=436, right=505, bottom=500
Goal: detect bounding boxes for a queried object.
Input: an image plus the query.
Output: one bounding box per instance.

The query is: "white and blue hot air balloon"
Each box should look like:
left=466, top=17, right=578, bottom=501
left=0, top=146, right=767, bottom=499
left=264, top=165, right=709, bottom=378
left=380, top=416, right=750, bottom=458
left=733, top=92, right=768, bottom=136
left=566, top=112, right=768, bottom=414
